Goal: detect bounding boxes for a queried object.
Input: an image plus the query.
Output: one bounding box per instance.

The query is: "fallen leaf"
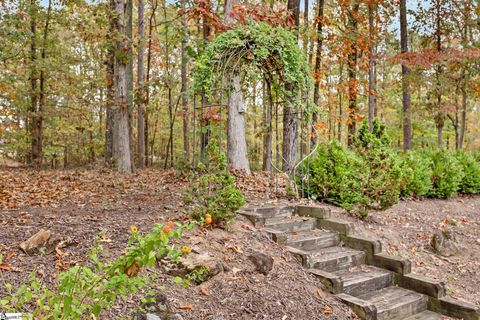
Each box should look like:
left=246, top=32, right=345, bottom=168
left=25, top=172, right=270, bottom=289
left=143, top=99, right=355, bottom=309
left=323, top=306, right=333, bottom=315
left=316, top=288, right=326, bottom=300
left=177, top=305, right=192, bottom=310
left=199, top=287, right=209, bottom=296
left=5, top=252, right=15, bottom=260
left=0, top=263, right=11, bottom=271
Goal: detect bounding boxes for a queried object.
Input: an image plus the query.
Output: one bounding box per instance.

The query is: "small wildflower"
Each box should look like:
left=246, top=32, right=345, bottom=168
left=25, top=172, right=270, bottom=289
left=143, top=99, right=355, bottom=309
left=163, top=225, right=171, bottom=234
left=130, top=225, right=138, bottom=233
left=182, top=246, right=191, bottom=254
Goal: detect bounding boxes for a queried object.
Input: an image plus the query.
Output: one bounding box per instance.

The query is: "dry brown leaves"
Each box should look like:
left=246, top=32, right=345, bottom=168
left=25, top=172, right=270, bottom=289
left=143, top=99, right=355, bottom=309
left=0, top=168, right=185, bottom=210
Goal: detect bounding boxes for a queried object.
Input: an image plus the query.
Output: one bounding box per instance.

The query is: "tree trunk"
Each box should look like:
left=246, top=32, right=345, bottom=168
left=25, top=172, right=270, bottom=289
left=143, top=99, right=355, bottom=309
left=136, top=0, right=145, bottom=168
left=281, top=0, right=300, bottom=173
left=434, top=3, right=444, bottom=148
left=145, top=0, right=158, bottom=166
left=262, top=81, right=272, bottom=172
left=338, top=63, right=343, bottom=143
left=181, top=0, right=189, bottom=163
left=200, top=17, right=211, bottom=162
left=113, top=0, right=134, bottom=172
left=29, top=0, right=39, bottom=166
left=459, top=77, right=467, bottom=149
left=400, top=0, right=412, bottom=150
left=368, top=1, right=376, bottom=132
left=225, top=0, right=251, bottom=173
left=126, top=0, right=134, bottom=166
left=347, top=3, right=359, bottom=146
left=311, top=0, right=324, bottom=145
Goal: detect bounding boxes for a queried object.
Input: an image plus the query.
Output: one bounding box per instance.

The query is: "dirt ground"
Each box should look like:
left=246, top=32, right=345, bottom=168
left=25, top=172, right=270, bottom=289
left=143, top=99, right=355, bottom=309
left=0, top=168, right=353, bottom=319
left=1, top=168, right=478, bottom=319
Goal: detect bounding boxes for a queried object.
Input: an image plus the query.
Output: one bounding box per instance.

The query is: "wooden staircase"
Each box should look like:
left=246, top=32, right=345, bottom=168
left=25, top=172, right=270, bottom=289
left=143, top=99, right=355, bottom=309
left=239, top=205, right=480, bottom=320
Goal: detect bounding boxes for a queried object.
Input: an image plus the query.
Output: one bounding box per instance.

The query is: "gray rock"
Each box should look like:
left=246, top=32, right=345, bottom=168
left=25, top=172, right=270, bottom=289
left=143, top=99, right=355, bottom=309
left=247, top=251, right=273, bottom=275
left=179, top=253, right=223, bottom=282
left=431, top=229, right=459, bottom=257
left=146, top=314, right=162, bottom=320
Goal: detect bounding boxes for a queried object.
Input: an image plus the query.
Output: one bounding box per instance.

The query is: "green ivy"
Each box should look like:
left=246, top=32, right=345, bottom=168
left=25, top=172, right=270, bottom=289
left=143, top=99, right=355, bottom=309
left=193, top=21, right=312, bottom=101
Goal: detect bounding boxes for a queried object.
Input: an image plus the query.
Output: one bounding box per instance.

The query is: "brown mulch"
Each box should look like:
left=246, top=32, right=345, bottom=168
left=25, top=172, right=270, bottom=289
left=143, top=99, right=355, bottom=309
left=0, top=168, right=353, bottom=319
left=347, top=197, right=480, bottom=306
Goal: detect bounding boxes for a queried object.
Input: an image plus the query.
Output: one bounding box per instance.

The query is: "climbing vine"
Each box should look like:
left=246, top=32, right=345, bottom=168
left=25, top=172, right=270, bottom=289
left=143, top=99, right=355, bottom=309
left=193, top=21, right=313, bottom=102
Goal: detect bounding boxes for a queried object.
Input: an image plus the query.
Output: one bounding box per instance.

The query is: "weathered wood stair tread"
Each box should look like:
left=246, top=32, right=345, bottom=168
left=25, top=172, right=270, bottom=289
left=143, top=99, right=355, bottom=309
left=308, top=246, right=366, bottom=271
left=238, top=205, right=480, bottom=320
left=357, top=286, right=428, bottom=320
left=403, top=310, right=445, bottom=320
left=285, top=229, right=340, bottom=250
left=334, top=265, right=393, bottom=296
left=264, top=216, right=316, bottom=233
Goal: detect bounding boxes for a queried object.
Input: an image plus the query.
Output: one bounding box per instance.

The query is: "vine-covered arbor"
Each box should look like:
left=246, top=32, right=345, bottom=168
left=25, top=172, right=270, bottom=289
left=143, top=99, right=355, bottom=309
left=193, top=21, right=314, bottom=174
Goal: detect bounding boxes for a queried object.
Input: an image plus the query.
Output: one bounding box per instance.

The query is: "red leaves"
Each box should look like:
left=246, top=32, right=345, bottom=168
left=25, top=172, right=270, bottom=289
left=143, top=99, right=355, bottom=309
left=183, top=0, right=289, bottom=35
left=391, top=48, right=480, bottom=69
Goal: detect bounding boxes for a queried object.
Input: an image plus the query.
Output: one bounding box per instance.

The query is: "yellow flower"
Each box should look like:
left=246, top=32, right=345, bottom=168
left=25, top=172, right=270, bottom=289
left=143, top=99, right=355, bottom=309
left=182, top=246, right=191, bottom=254
left=130, top=225, right=138, bottom=233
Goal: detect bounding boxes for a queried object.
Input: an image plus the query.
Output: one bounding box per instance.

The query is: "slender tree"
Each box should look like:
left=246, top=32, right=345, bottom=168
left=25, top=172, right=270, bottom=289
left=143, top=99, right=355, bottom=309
left=181, top=0, right=190, bottom=163
left=311, top=0, right=325, bottom=145
left=347, top=2, right=359, bottom=146
left=137, top=0, right=146, bottom=168
left=400, top=0, right=412, bottom=150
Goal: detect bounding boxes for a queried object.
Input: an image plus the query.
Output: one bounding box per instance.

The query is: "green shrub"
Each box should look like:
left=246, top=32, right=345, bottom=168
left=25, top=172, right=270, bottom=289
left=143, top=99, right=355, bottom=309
left=455, top=151, right=480, bottom=194
left=186, top=141, right=245, bottom=225
left=427, top=150, right=465, bottom=198
left=401, top=151, right=433, bottom=197
left=352, top=121, right=405, bottom=212
left=298, top=121, right=404, bottom=217
left=298, top=140, right=366, bottom=212
left=0, top=222, right=196, bottom=319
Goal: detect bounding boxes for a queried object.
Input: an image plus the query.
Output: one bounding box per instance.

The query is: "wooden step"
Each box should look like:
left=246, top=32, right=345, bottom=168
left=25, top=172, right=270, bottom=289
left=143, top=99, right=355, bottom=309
left=238, top=206, right=294, bottom=227
left=334, top=265, right=393, bottom=297
left=308, top=246, right=365, bottom=272
left=264, top=216, right=316, bottom=233
left=357, top=287, right=428, bottom=320
left=308, top=265, right=392, bottom=296
left=403, top=310, right=445, bottom=320
left=285, top=229, right=340, bottom=251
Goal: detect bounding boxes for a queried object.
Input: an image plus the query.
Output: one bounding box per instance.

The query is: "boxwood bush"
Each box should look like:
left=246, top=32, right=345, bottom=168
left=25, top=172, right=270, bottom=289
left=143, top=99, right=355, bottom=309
left=298, top=121, right=405, bottom=217
left=401, top=151, right=433, bottom=198
left=427, top=150, right=465, bottom=198
left=456, top=151, right=480, bottom=194
left=298, top=121, right=480, bottom=216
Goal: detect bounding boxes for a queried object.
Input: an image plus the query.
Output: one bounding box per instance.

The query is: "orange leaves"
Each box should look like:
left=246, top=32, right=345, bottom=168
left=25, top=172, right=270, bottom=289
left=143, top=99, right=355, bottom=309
left=0, top=263, right=11, bottom=271
left=5, top=252, right=15, bottom=260
left=323, top=305, right=333, bottom=315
